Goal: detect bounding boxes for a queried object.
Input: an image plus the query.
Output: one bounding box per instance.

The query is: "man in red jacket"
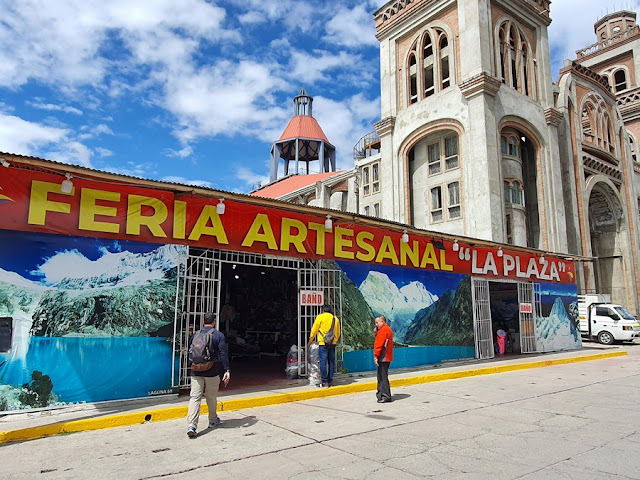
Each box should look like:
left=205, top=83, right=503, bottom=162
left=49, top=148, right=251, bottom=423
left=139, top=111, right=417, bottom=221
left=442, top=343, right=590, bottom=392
left=373, top=315, right=393, bottom=403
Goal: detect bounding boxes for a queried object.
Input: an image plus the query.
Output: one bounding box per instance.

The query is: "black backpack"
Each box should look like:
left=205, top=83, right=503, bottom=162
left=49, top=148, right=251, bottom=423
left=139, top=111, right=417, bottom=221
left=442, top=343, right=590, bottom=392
left=189, top=329, right=215, bottom=372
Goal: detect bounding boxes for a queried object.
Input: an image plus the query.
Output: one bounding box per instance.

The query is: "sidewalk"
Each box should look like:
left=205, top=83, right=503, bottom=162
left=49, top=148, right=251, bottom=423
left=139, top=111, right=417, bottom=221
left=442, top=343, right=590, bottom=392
left=0, top=344, right=628, bottom=444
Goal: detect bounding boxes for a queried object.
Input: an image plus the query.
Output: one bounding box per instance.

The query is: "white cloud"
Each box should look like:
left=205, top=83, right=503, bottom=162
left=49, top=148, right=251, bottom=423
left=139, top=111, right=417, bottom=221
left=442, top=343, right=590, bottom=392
left=289, top=49, right=363, bottom=84
left=324, top=3, right=378, bottom=48
left=238, top=11, right=265, bottom=25
left=27, top=100, right=83, bottom=115
left=0, top=112, right=70, bottom=155
left=47, top=141, right=94, bottom=168
left=161, top=175, right=213, bottom=188
left=313, top=94, right=380, bottom=171
left=231, top=0, right=316, bottom=33
left=165, top=60, right=289, bottom=144
left=78, top=123, right=114, bottom=140
left=235, top=165, right=270, bottom=190
left=95, top=147, right=113, bottom=157
left=0, top=0, right=237, bottom=90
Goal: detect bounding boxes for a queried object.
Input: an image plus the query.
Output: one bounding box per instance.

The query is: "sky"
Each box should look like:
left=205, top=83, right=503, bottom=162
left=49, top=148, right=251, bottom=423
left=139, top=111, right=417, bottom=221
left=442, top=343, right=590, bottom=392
left=0, top=0, right=638, bottom=194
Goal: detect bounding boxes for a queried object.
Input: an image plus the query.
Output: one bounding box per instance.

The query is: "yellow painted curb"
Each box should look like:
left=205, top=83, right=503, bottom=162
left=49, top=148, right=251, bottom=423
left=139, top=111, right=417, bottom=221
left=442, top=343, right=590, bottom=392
left=0, top=350, right=626, bottom=444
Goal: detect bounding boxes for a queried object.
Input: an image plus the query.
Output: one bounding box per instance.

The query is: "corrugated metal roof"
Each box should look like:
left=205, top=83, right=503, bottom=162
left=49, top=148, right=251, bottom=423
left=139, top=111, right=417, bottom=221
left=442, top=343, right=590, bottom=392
left=277, top=116, right=332, bottom=144
left=251, top=172, right=343, bottom=199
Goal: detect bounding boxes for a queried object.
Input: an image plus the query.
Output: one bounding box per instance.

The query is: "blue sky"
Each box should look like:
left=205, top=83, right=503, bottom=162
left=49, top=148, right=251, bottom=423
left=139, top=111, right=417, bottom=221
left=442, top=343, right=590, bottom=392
left=0, top=0, right=637, bottom=194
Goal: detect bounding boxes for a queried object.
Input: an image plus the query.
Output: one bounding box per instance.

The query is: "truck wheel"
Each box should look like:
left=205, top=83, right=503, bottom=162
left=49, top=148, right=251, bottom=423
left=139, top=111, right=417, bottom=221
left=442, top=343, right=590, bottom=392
left=597, top=331, right=614, bottom=345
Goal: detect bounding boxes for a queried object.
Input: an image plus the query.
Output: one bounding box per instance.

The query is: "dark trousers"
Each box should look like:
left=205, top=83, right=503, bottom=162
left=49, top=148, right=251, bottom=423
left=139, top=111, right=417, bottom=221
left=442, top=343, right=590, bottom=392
left=318, top=345, right=336, bottom=384
left=376, top=361, right=391, bottom=401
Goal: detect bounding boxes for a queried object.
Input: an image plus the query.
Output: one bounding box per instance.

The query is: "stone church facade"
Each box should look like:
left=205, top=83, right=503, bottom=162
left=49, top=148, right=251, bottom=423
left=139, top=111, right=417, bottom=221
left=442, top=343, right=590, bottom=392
left=359, top=0, right=640, bottom=311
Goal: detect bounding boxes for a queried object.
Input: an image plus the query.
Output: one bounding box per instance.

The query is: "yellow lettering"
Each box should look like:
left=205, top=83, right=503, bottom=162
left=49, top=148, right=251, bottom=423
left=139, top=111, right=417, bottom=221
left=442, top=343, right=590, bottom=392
left=355, top=231, right=376, bottom=262
left=27, top=180, right=72, bottom=226
left=126, top=195, right=168, bottom=237
left=400, top=240, right=420, bottom=267
left=280, top=218, right=307, bottom=253
left=375, top=236, right=400, bottom=264
left=188, top=205, right=229, bottom=243
left=439, top=249, right=453, bottom=271
left=334, top=227, right=354, bottom=259
left=173, top=200, right=187, bottom=240
left=241, top=213, right=277, bottom=249
left=79, top=188, right=120, bottom=234
left=420, top=243, right=440, bottom=269
left=308, top=222, right=328, bottom=255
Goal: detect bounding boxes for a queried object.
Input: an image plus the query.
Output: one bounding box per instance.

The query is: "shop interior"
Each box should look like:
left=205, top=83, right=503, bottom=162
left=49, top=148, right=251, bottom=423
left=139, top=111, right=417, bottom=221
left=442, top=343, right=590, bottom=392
left=488, top=281, right=522, bottom=356
left=218, top=262, right=300, bottom=390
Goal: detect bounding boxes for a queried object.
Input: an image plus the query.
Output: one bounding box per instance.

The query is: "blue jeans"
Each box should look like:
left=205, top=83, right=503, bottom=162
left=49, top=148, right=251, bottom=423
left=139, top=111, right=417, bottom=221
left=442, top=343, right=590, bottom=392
left=318, top=345, right=335, bottom=384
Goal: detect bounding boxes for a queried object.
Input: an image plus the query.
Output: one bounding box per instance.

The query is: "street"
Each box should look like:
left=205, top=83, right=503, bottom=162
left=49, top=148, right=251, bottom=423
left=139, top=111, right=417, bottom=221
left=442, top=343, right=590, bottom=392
left=2, top=346, right=640, bottom=479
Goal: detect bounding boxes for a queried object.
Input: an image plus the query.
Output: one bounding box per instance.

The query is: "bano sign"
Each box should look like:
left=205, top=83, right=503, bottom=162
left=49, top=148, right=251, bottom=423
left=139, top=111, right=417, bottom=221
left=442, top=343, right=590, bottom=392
left=300, top=290, right=324, bottom=306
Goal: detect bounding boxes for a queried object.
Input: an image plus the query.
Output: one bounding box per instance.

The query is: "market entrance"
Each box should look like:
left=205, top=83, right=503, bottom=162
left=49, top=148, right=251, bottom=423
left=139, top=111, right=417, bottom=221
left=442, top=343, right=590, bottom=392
left=471, top=278, right=539, bottom=359
left=171, top=249, right=342, bottom=391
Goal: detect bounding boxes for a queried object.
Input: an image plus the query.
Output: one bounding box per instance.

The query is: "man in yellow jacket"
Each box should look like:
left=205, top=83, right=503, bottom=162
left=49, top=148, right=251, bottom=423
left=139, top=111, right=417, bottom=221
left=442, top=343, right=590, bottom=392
left=307, top=304, right=341, bottom=387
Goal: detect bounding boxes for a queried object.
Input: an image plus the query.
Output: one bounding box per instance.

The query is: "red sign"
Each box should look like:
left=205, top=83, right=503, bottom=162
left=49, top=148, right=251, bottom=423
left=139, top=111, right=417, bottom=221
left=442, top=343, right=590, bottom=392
left=0, top=163, right=576, bottom=284
left=299, top=290, right=324, bottom=306
left=520, top=303, right=533, bottom=314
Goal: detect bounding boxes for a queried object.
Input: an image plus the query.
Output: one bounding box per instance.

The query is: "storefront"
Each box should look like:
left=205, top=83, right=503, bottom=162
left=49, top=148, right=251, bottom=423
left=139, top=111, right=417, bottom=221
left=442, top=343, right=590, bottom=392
left=0, top=155, right=581, bottom=411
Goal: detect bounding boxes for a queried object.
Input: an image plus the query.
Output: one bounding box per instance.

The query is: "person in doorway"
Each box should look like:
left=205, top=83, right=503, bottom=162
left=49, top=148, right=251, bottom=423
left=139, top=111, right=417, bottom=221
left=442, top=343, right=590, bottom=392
left=307, top=304, right=341, bottom=387
left=496, top=325, right=507, bottom=355
left=186, top=312, right=231, bottom=438
left=373, top=315, right=394, bottom=403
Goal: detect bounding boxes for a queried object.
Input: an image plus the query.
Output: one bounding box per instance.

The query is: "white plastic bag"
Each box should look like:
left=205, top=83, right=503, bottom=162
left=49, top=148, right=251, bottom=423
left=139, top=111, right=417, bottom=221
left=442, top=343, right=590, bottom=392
left=307, top=342, right=322, bottom=386
left=286, top=345, right=299, bottom=379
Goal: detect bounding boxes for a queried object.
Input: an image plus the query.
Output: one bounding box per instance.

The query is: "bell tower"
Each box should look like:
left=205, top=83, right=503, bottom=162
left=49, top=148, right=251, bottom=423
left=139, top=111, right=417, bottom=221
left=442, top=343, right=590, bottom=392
left=270, top=89, right=336, bottom=182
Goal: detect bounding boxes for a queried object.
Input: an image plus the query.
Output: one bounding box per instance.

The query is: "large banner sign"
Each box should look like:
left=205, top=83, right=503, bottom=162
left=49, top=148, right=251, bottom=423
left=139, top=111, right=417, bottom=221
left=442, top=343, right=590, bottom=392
left=0, top=166, right=575, bottom=284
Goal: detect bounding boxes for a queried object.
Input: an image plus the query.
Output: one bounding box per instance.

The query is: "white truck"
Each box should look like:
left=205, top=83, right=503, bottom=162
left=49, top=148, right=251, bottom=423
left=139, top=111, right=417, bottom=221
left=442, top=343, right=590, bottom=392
left=578, top=294, right=640, bottom=345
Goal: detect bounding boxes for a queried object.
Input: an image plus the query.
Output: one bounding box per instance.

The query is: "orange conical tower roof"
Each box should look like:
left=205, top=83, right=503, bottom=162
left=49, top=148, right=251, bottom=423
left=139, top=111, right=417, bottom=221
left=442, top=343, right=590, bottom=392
left=269, top=89, right=336, bottom=182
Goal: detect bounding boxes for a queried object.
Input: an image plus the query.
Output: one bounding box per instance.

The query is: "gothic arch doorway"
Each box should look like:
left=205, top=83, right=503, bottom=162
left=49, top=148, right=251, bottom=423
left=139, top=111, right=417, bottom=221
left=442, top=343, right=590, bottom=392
left=587, top=182, right=628, bottom=305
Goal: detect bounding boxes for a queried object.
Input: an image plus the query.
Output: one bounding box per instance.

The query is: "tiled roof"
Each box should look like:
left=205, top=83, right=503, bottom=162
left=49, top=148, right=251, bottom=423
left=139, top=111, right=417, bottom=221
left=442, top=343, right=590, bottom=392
left=277, top=116, right=331, bottom=144
left=251, top=171, right=344, bottom=199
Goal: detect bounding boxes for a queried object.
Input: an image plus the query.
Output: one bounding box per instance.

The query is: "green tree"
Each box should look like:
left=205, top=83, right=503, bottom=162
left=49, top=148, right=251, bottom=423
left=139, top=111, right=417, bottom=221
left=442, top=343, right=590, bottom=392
left=19, top=371, right=53, bottom=408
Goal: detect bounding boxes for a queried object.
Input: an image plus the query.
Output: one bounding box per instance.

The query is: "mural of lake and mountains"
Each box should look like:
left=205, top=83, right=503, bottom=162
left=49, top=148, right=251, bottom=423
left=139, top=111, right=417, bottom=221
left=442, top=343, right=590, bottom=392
left=0, top=228, right=581, bottom=412
left=0, top=229, right=185, bottom=411
left=334, top=260, right=581, bottom=372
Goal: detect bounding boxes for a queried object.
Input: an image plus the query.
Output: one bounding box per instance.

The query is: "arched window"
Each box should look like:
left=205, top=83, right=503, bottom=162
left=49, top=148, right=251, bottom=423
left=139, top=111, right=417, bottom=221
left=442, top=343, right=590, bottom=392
left=439, top=33, right=450, bottom=89
left=405, top=26, right=455, bottom=106
left=496, top=21, right=535, bottom=99
left=422, top=34, right=434, bottom=97
left=614, top=69, right=627, bottom=92
left=581, top=94, right=617, bottom=155
left=629, top=133, right=637, bottom=163
left=408, top=52, right=418, bottom=104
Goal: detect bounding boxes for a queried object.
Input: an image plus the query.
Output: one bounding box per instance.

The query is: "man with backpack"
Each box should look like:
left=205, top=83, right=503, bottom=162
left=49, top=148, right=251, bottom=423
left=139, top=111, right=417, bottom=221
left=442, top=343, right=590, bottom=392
left=187, top=312, right=230, bottom=438
left=307, top=304, right=341, bottom=388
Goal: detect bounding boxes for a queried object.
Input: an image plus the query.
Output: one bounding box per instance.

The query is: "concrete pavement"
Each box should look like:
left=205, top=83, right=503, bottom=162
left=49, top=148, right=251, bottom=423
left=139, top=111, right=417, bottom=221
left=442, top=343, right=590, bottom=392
left=0, top=343, right=639, bottom=479
left=0, top=343, right=630, bottom=444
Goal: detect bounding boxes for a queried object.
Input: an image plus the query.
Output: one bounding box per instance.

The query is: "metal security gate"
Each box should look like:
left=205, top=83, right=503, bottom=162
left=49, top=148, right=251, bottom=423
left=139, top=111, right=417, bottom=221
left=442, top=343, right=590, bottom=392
left=172, top=249, right=342, bottom=387
left=517, top=282, right=538, bottom=353
left=298, top=262, right=342, bottom=377
left=172, top=250, right=221, bottom=388
left=471, top=278, right=494, bottom=359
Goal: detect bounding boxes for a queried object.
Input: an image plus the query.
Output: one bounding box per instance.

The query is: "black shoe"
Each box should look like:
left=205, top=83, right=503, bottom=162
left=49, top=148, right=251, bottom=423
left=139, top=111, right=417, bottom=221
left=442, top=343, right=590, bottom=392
left=377, top=398, right=392, bottom=403
left=327, top=382, right=332, bottom=387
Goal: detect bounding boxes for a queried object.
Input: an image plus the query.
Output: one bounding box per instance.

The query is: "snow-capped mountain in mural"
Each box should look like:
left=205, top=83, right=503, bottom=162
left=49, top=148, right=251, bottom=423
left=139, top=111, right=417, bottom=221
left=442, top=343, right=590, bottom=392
left=0, top=244, right=185, bottom=337
left=359, top=271, right=438, bottom=342
left=536, top=297, right=581, bottom=352
left=51, top=244, right=184, bottom=291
